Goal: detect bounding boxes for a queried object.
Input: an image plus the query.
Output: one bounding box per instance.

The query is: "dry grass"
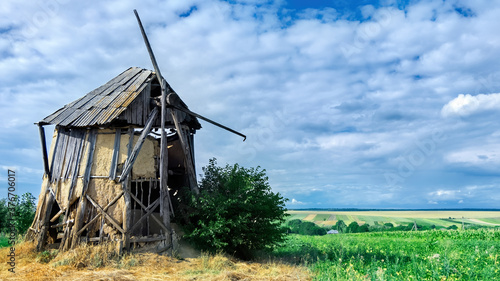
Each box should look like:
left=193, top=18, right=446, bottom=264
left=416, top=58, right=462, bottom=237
left=0, top=241, right=310, bottom=281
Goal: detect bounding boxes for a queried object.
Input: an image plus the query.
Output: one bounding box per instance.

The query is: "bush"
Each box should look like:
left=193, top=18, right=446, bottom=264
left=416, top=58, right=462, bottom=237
left=0, top=192, right=36, bottom=235
left=183, top=159, right=288, bottom=259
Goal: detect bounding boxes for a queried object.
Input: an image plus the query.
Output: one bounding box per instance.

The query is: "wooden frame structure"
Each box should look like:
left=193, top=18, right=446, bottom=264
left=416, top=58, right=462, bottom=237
left=27, top=11, right=245, bottom=254
left=27, top=68, right=201, bottom=254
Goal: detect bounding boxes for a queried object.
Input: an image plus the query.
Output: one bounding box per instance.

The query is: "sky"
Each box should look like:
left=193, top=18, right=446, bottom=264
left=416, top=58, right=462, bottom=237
left=1, top=0, right=499, bottom=209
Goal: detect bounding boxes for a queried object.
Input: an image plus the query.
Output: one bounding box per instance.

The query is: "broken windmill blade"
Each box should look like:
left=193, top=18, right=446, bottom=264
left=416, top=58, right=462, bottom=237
left=134, top=9, right=246, bottom=141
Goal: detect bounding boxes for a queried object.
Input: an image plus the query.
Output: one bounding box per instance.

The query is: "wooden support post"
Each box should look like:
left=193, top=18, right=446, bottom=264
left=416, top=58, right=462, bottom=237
left=159, top=79, right=169, bottom=222
left=122, top=128, right=134, bottom=252
left=37, top=124, right=50, bottom=179
left=119, top=107, right=158, bottom=182
left=36, top=190, right=55, bottom=251
left=148, top=179, right=151, bottom=236
left=109, top=128, right=121, bottom=180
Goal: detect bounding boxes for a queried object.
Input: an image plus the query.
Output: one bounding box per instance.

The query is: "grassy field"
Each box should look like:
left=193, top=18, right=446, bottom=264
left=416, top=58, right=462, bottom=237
left=273, top=229, right=500, bottom=280
left=288, top=210, right=500, bottom=228
left=0, top=241, right=309, bottom=280
left=1, top=228, right=499, bottom=280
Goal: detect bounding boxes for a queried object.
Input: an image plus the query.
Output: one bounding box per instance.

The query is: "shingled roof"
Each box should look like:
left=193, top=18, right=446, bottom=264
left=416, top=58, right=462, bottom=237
left=40, top=67, right=201, bottom=129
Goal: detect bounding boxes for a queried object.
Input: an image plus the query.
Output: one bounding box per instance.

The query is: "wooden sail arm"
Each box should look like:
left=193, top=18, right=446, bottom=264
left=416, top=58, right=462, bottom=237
left=166, top=93, right=246, bottom=141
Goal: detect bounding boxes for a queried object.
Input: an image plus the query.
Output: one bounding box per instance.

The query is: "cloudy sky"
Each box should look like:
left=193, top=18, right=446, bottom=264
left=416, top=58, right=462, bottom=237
left=1, top=0, right=499, bottom=209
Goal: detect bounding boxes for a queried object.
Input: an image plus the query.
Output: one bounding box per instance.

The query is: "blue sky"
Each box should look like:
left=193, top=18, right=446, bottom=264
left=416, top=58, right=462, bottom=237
left=1, top=0, right=499, bottom=209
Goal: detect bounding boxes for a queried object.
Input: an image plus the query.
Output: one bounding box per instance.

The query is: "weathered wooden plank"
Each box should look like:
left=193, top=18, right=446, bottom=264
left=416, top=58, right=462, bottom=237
left=50, top=128, right=69, bottom=183
left=59, top=108, right=87, bottom=127
left=60, top=130, right=86, bottom=251
left=50, top=209, right=65, bottom=223
left=160, top=79, right=168, bottom=220
left=122, top=128, right=134, bottom=252
left=70, top=129, right=97, bottom=248
left=86, top=195, right=125, bottom=234
left=82, top=129, right=97, bottom=190
left=36, top=192, right=55, bottom=251
left=118, top=107, right=158, bottom=182
left=51, top=219, right=73, bottom=229
left=109, top=128, right=121, bottom=180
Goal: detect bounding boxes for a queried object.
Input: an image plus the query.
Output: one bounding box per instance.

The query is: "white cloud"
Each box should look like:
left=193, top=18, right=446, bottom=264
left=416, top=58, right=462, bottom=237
left=289, top=198, right=305, bottom=205
left=441, top=93, right=500, bottom=117
left=428, top=189, right=461, bottom=201
left=2, top=0, right=500, bottom=208
left=445, top=145, right=500, bottom=166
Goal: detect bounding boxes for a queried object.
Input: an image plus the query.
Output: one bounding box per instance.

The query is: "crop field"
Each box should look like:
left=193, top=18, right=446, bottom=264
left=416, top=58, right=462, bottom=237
left=288, top=210, right=500, bottom=228
left=273, top=229, right=500, bottom=280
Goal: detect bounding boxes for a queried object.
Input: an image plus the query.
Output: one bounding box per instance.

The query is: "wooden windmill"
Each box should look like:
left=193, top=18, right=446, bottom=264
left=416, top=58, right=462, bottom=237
left=27, top=10, right=245, bottom=254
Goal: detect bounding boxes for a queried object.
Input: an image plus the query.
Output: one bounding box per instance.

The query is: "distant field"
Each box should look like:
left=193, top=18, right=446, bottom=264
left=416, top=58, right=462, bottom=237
left=287, top=210, right=500, bottom=228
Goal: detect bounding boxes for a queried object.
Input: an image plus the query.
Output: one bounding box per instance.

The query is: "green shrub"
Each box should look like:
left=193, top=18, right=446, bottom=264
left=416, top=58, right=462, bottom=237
left=183, top=158, right=288, bottom=259
left=0, top=192, right=36, bottom=236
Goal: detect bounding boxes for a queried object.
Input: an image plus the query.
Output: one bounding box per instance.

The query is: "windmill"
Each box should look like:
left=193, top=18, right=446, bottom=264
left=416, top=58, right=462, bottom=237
left=27, top=10, right=245, bottom=254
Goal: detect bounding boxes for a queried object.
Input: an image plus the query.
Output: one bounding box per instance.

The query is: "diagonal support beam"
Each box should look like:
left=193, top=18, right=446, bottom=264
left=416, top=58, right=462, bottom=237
left=76, top=191, right=124, bottom=236
left=85, top=194, right=125, bottom=234
left=118, top=107, right=158, bottom=182
left=129, top=198, right=160, bottom=234
left=125, top=188, right=171, bottom=233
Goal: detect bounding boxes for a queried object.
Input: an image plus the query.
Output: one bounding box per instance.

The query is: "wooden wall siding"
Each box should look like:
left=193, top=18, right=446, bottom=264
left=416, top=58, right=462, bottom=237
left=50, top=128, right=87, bottom=184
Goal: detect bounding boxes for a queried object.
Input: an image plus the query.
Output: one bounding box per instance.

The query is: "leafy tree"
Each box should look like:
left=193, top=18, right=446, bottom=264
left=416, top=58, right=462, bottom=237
left=358, top=223, right=370, bottom=232
left=297, top=221, right=326, bottom=236
left=0, top=198, right=7, bottom=233
left=0, top=192, right=36, bottom=235
left=287, top=219, right=303, bottom=233
left=334, top=220, right=347, bottom=233
left=347, top=221, right=359, bottom=233
left=183, top=159, right=288, bottom=259
left=384, top=222, right=394, bottom=228
left=16, top=193, right=36, bottom=234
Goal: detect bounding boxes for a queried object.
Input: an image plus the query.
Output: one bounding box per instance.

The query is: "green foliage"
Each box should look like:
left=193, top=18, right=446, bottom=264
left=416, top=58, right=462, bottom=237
left=334, top=220, right=347, bottom=233
left=0, top=192, right=36, bottom=236
left=274, top=229, right=500, bottom=280
left=347, top=221, right=359, bottom=233
left=357, top=223, right=370, bottom=232
left=183, top=159, right=288, bottom=259
left=287, top=220, right=326, bottom=236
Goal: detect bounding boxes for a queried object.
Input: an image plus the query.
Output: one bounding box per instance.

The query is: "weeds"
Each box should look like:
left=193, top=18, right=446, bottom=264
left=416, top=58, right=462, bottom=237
left=274, top=229, right=500, bottom=280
